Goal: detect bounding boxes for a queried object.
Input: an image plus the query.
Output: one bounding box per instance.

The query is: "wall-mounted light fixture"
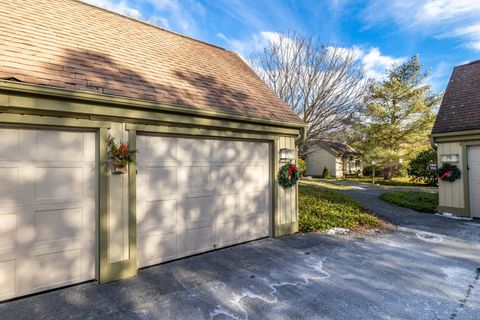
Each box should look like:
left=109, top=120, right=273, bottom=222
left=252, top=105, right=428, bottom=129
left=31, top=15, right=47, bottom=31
left=279, top=148, right=296, bottom=161
left=440, top=154, right=459, bottom=163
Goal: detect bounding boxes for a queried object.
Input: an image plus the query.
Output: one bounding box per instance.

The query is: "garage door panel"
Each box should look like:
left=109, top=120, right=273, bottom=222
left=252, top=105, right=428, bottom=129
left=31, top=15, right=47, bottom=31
left=212, top=140, right=241, bottom=162
left=0, top=167, right=18, bottom=202
left=0, top=259, right=16, bottom=298
left=32, top=248, right=83, bottom=289
left=139, top=166, right=177, bottom=196
left=0, top=128, right=96, bottom=301
left=182, top=166, right=210, bottom=189
left=137, top=199, right=177, bottom=232
left=34, top=131, right=85, bottom=162
left=34, top=207, right=83, bottom=243
left=138, top=135, right=177, bottom=162
left=0, top=129, right=20, bottom=160
left=0, top=212, right=16, bottom=249
left=183, top=195, right=211, bottom=224
left=138, top=231, right=177, bottom=267
left=184, top=226, right=212, bottom=254
left=177, top=138, right=211, bottom=162
left=212, top=194, right=238, bottom=221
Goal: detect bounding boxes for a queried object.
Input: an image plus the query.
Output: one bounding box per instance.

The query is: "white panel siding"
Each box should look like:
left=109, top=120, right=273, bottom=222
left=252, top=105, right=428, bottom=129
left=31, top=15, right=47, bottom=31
left=305, top=147, right=337, bottom=177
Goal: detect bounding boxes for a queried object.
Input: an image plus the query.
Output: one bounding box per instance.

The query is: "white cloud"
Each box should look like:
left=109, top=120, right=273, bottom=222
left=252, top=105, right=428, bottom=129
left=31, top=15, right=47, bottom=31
left=363, top=0, right=480, bottom=52
left=216, top=31, right=283, bottom=59
left=83, top=0, right=141, bottom=19
left=359, top=48, right=406, bottom=80
left=219, top=31, right=405, bottom=80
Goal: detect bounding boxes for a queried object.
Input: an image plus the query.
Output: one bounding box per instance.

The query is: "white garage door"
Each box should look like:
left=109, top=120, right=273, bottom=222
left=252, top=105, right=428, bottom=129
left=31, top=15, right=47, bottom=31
left=468, top=146, right=480, bottom=218
left=137, top=135, right=271, bottom=268
left=0, top=127, right=96, bottom=301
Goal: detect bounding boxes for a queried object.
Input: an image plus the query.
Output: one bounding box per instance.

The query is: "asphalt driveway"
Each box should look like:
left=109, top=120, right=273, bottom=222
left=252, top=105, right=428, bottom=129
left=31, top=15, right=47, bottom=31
left=1, top=184, right=479, bottom=320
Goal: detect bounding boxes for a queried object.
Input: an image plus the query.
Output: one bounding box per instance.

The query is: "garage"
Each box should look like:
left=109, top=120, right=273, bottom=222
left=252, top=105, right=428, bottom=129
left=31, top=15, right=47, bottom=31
left=0, top=0, right=305, bottom=301
left=0, top=127, right=96, bottom=301
left=136, top=135, right=271, bottom=268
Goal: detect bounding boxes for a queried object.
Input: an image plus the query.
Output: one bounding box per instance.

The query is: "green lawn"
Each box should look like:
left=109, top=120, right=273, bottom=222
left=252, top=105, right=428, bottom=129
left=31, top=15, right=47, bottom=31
left=299, top=179, right=354, bottom=190
left=298, top=185, right=382, bottom=232
left=380, top=191, right=438, bottom=213
left=339, top=177, right=431, bottom=187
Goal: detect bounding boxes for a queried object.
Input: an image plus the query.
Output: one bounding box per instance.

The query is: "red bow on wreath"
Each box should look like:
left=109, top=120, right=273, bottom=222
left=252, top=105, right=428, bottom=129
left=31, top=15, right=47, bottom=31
left=287, top=165, right=297, bottom=179
left=439, top=166, right=453, bottom=180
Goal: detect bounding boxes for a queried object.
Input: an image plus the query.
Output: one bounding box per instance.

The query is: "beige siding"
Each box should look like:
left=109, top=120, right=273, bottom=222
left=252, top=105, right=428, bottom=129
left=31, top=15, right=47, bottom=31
left=438, top=142, right=464, bottom=209
left=305, top=148, right=336, bottom=177
left=335, top=157, right=343, bottom=178
left=276, top=136, right=298, bottom=234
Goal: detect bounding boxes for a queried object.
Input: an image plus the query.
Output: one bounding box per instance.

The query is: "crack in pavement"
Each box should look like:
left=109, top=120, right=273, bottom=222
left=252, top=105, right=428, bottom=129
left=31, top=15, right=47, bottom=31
left=449, top=267, right=480, bottom=320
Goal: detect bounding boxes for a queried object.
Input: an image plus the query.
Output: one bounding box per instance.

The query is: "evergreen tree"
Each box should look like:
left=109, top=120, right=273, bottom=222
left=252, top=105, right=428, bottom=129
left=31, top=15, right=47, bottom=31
left=351, top=56, right=442, bottom=180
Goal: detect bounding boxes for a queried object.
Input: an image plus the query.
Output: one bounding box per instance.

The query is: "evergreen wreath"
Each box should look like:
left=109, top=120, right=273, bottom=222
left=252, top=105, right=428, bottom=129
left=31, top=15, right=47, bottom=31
left=278, top=163, right=299, bottom=188
left=438, top=163, right=461, bottom=182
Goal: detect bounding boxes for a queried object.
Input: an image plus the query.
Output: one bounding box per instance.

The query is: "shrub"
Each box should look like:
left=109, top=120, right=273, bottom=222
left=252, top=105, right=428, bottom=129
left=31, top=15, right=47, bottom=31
left=322, top=166, right=331, bottom=178
left=407, top=148, right=438, bottom=185
left=362, top=164, right=384, bottom=177
left=299, top=186, right=381, bottom=232
left=380, top=191, right=438, bottom=213
left=297, top=158, right=306, bottom=177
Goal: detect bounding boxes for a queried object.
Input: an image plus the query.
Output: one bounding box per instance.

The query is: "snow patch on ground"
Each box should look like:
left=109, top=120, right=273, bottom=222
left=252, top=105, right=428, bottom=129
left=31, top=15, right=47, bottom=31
left=416, top=231, right=443, bottom=243
left=327, top=227, right=351, bottom=235
left=209, top=254, right=331, bottom=319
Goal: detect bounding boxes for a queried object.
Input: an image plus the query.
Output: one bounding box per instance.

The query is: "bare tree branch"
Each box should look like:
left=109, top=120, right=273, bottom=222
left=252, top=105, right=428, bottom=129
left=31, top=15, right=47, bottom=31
left=249, top=32, right=369, bottom=155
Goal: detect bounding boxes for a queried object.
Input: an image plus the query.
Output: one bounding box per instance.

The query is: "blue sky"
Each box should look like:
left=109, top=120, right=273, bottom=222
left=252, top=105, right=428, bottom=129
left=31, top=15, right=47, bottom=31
left=85, top=0, right=480, bottom=91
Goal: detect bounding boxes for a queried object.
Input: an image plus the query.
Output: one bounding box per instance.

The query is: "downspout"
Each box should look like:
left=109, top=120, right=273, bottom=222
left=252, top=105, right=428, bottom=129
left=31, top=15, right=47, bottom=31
left=295, top=126, right=307, bottom=146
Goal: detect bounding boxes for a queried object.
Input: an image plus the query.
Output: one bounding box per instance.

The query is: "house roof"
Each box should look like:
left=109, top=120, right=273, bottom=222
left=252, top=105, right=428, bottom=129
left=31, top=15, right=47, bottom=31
left=317, top=141, right=361, bottom=157
left=0, top=0, right=303, bottom=125
left=432, top=60, right=480, bottom=134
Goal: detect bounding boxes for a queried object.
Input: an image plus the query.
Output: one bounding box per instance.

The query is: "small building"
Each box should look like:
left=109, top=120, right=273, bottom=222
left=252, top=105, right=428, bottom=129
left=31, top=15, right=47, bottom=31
left=431, top=60, right=480, bottom=219
left=304, top=141, right=362, bottom=178
left=0, top=0, right=305, bottom=301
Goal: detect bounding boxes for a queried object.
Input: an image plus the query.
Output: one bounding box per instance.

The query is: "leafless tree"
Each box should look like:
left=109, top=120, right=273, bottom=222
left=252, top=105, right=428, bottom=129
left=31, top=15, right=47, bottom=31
left=249, top=32, right=369, bottom=155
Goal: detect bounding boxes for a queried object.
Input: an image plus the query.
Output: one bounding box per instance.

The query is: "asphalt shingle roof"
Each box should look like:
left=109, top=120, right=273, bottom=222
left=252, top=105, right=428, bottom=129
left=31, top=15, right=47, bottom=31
left=319, top=141, right=361, bottom=157
left=0, top=0, right=303, bottom=125
left=432, top=60, right=480, bottom=134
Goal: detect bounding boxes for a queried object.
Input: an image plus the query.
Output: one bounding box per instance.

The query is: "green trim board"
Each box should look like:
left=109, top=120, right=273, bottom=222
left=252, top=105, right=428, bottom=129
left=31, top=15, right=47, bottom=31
left=126, top=123, right=281, bottom=141
left=437, top=206, right=469, bottom=217
left=1, top=94, right=300, bottom=137
left=0, top=80, right=306, bottom=130
left=432, top=129, right=480, bottom=139
left=98, top=127, right=110, bottom=282
left=0, top=113, right=110, bottom=129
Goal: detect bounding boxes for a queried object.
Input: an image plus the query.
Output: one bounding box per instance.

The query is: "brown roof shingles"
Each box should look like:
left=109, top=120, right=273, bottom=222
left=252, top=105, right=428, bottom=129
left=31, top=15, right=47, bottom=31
left=432, top=60, right=480, bottom=134
left=0, top=0, right=303, bottom=125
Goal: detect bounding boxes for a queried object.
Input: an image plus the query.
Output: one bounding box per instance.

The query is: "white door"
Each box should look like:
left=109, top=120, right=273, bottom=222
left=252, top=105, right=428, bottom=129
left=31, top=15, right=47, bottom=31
left=468, top=146, right=480, bottom=218
left=0, top=128, right=96, bottom=301
left=136, top=135, right=271, bottom=268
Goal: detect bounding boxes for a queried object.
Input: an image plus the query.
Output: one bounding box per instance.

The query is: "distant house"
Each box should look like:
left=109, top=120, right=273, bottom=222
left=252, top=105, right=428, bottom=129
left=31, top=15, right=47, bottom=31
left=305, top=141, right=363, bottom=177
left=431, top=60, right=480, bottom=219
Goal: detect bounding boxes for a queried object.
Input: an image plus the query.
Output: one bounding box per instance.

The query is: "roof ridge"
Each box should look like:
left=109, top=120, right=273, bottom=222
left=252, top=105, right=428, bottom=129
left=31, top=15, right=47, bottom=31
left=76, top=0, right=227, bottom=52
left=457, top=59, right=480, bottom=68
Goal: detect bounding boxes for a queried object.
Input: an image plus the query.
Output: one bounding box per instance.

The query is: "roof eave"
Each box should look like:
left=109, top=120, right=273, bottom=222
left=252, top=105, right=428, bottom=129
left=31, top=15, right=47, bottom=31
left=0, top=80, right=307, bottom=130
